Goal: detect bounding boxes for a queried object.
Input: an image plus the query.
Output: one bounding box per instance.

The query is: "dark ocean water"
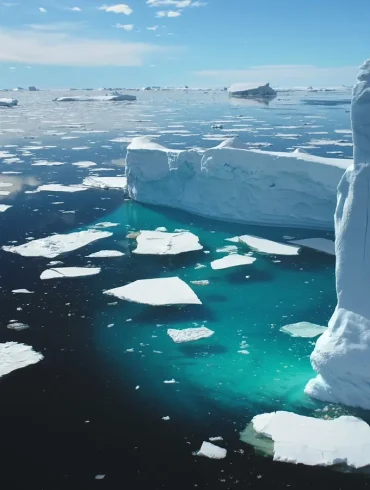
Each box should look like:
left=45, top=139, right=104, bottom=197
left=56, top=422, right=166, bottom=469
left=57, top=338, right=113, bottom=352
left=1, top=89, right=368, bottom=489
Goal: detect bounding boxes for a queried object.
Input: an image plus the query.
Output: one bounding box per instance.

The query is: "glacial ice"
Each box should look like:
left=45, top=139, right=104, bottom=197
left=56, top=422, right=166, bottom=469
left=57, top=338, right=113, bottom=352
left=40, top=267, right=101, bottom=280
left=104, top=277, right=202, bottom=306
left=290, top=238, right=335, bottom=255
left=0, top=342, right=43, bottom=377
left=2, top=229, right=112, bottom=258
left=195, top=441, right=227, bottom=459
left=82, top=176, right=127, bottom=190
left=54, top=94, right=136, bottom=102
left=133, top=230, right=203, bottom=255
left=0, top=98, right=18, bottom=107
left=246, top=411, right=370, bottom=468
left=211, top=254, right=256, bottom=270
left=238, top=235, right=300, bottom=256
left=305, top=60, right=370, bottom=409
left=126, top=137, right=349, bottom=229
left=167, top=326, right=214, bottom=343
left=228, top=83, right=277, bottom=99
left=280, top=322, right=327, bottom=338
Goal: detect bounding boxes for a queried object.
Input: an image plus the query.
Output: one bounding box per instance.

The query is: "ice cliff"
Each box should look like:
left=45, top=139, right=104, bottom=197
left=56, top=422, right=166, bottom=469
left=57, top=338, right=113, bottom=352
left=305, top=60, right=370, bottom=409
left=126, top=137, right=350, bottom=229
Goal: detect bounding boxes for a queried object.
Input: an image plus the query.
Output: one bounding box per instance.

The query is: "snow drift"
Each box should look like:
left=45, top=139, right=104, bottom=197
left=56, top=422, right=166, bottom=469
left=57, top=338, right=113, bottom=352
left=126, top=137, right=350, bottom=229
left=305, top=60, right=370, bottom=409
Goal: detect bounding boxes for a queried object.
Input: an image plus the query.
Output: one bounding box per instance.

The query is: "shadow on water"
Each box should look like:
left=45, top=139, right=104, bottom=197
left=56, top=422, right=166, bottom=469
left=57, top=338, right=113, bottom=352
left=225, top=267, right=274, bottom=284
left=130, top=303, right=215, bottom=325
left=178, top=342, right=228, bottom=358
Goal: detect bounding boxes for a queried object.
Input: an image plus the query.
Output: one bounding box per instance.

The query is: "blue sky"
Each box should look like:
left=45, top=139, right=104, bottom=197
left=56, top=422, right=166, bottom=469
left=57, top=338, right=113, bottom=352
left=1, top=0, right=370, bottom=88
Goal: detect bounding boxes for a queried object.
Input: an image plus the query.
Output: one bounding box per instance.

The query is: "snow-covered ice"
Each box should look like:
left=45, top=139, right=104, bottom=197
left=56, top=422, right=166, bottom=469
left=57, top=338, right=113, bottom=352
left=0, top=342, right=43, bottom=377
left=133, top=230, right=203, bottom=255
left=238, top=235, right=300, bottom=255
left=246, top=411, right=370, bottom=468
left=211, top=254, right=256, bottom=270
left=305, top=60, right=370, bottom=409
left=40, top=267, right=101, bottom=280
left=86, top=250, right=125, bottom=258
left=3, top=229, right=112, bottom=258
left=290, top=238, right=335, bottom=255
left=82, top=176, right=127, bottom=190
left=195, top=441, right=227, bottom=459
left=36, top=184, right=87, bottom=193
left=104, top=277, right=202, bottom=306
left=280, top=322, right=327, bottom=338
left=126, top=137, right=349, bottom=229
left=0, top=204, right=12, bottom=212
left=167, top=326, right=214, bottom=343
left=0, top=98, right=18, bottom=107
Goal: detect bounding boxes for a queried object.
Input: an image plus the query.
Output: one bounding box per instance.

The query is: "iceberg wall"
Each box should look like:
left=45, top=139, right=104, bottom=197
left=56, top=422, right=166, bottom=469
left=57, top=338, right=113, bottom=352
left=305, top=60, right=370, bottom=409
left=126, top=137, right=350, bottom=229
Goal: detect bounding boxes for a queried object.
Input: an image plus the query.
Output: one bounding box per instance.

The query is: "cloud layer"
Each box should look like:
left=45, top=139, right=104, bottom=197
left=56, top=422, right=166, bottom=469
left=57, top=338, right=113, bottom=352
left=98, top=4, right=133, bottom=15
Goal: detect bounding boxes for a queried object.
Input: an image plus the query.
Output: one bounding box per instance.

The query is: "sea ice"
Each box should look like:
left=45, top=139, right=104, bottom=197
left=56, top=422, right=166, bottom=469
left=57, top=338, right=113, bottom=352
left=0, top=204, right=12, bottom=212
left=40, top=267, right=101, bottom=279
left=0, top=98, right=18, bottom=107
left=247, top=411, right=370, bottom=468
left=36, top=184, right=87, bottom=193
left=195, top=441, right=227, bottom=459
left=12, top=289, right=34, bottom=294
left=54, top=94, right=136, bottom=102
left=104, top=277, right=202, bottom=306
left=211, top=254, right=256, bottom=270
left=82, top=176, right=127, bottom=189
left=86, top=250, right=125, bottom=258
left=0, top=342, right=43, bottom=377
left=238, top=235, right=300, bottom=255
left=167, top=326, right=214, bottom=343
left=133, top=230, right=203, bottom=255
left=72, top=161, right=97, bottom=168
left=290, top=238, right=335, bottom=255
left=2, top=229, right=112, bottom=258
left=280, top=322, right=327, bottom=338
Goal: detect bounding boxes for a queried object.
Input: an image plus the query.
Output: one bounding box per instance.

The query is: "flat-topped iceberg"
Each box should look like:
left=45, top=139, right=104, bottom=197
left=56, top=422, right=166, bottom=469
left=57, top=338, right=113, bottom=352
left=40, top=267, right=101, bottom=280
left=3, top=229, right=112, bottom=258
left=211, top=254, right=256, bottom=270
left=243, top=411, right=370, bottom=469
left=305, top=60, right=370, bottom=409
left=133, top=230, right=203, bottom=255
left=126, top=137, right=350, bottom=229
left=228, top=82, right=277, bottom=99
left=290, top=238, right=335, bottom=255
left=104, top=277, right=202, bottom=306
left=0, top=342, right=43, bottom=377
left=239, top=235, right=300, bottom=255
left=0, top=98, right=18, bottom=107
left=54, top=93, right=136, bottom=102
left=195, top=441, right=227, bottom=459
left=167, top=326, right=214, bottom=343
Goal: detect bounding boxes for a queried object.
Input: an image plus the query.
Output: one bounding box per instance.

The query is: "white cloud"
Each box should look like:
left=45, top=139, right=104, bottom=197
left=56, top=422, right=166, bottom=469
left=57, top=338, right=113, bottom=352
left=9, top=66, right=16, bottom=70
left=147, top=25, right=159, bottom=30
left=0, top=28, right=165, bottom=66
left=2, top=2, right=19, bottom=6
left=39, top=7, right=47, bottom=12
left=147, top=0, right=205, bottom=6
left=194, top=64, right=359, bottom=87
left=156, top=10, right=181, bottom=17
left=70, top=6, right=82, bottom=11
left=27, top=22, right=86, bottom=31
left=115, top=23, right=134, bottom=30
left=98, top=4, right=133, bottom=15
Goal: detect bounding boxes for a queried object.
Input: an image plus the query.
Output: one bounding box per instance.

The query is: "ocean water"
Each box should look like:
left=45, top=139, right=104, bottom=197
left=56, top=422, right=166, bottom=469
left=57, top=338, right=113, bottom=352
left=1, top=89, right=369, bottom=490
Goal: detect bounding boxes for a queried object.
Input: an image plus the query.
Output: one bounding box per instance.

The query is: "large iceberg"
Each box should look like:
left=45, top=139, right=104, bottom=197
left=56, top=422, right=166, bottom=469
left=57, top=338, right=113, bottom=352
left=228, top=82, right=277, bottom=99
left=126, top=137, right=350, bottom=229
left=305, top=60, right=370, bottom=409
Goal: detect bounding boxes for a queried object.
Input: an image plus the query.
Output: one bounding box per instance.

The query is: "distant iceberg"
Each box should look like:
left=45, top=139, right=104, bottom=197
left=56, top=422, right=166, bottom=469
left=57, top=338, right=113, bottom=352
left=0, top=98, right=18, bottom=107
left=126, top=136, right=350, bottom=229
left=228, top=82, right=277, bottom=99
left=54, top=93, right=136, bottom=102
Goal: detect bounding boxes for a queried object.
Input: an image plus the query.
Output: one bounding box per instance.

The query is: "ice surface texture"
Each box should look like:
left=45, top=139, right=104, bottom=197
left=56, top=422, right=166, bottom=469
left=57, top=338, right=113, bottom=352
left=0, top=342, right=43, bottom=377
left=126, top=137, right=350, bottom=229
left=133, top=230, right=203, bottom=255
left=306, top=60, right=370, bottom=409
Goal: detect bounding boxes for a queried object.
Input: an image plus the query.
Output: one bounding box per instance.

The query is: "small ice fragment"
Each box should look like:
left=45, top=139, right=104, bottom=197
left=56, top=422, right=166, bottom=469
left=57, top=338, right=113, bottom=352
left=12, top=289, right=33, bottom=294
left=107, top=324, right=114, bottom=328
left=162, top=416, right=170, bottom=421
left=238, top=350, right=250, bottom=355
left=163, top=379, right=176, bottom=384
left=280, top=322, right=327, bottom=338
left=135, top=386, right=140, bottom=390
left=0, top=204, right=12, bottom=212
left=7, top=322, right=29, bottom=331
left=211, top=254, right=256, bottom=270
left=95, top=475, right=105, bottom=480
left=167, top=326, right=214, bottom=343
left=125, top=348, right=134, bottom=352
left=155, top=227, right=167, bottom=232
left=190, top=280, right=210, bottom=286
left=209, top=437, right=223, bottom=442
left=196, top=441, right=227, bottom=459
left=133, top=230, right=203, bottom=255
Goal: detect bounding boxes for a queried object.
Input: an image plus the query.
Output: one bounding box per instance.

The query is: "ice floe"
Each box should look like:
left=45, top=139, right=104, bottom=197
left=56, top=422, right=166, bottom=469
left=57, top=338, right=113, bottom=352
left=7, top=321, right=30, bottom=331
left=238, top=235, right=300, bottom=255
left=3, top=229, right=112, bottom=258
left=0, top=204, right=12, bottom=212
left=167, top=326, right=214, bottom=343
left=86, top=250, right=124, bottom=258
left=133, top=230, right=203, bottom=255
left=0, top=98, right=18, bottom=107
left=0, top=342, right=43, bottom=377
left=280, top=322, right=327, bottom=338
left=82, top=176, right=127, bottom=189
left=40, top=267, right=101, bottom=280
left=12, top=289, right=34, bottom=294
left=211, top=254, right=256, bottom=270
left=72, top=161, right=97, bottom=168
left=54, top=94, right=136, bottom=102
left=36, top=184, right=87, bottom=193
left=195, top=441, right=227, bottom=459
left=290, top=238, right=335, bottom=255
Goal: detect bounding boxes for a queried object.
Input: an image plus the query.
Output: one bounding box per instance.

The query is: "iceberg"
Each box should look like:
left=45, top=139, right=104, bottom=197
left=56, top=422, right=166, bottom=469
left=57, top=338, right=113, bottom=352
left=133, top=230, right=203, bottom=255
left=290, top=238, right=335, bottom=255
left=2, top=229, right=112, bottom=258
left=167, top=326, right=214, bottom=343
left=228, top=82, right=277, bottom=99
left=54, top=93, right=136, bottom=102
left=40, top=267, right=101, bottom=280
left=243, top=411, right=370, bottom=469
left=195, top=441, right=227, bottom=459
left=0, top=98, right=18, bottom=107
left=305, top=60, right=370, bottom=409
left=104, top=277, right=202, bottom=306
left=126, top=137, right=349, bottom=229
left=82, top=176, right=127, bottom=190
left=238, top=235, right=300, bottom=256
left=280, top=322, right=327, bottom=338
left=211, top=254, right=256, bottom=270
left=0, top=342, right=43, bottom=377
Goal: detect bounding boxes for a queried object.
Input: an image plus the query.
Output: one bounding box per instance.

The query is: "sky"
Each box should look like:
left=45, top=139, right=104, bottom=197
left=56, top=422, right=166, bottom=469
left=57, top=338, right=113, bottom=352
left=1, top=0, right=370, bottom=88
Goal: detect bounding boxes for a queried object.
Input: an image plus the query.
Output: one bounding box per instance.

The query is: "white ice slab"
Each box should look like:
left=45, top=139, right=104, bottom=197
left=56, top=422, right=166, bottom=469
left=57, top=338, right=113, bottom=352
left=239, top=235, right=300, bottom=255
left=251, top=411, right=370, bottom=468
left=280, top=322, right=327, bottom=338
left=167, top=326, right=214, bottom=343
left=2, top=229, right=112, bottom=258
left=104, top=277, right=202, bottom=306
left=40, top=267, right=101, bottom=279
left=86, top=250, right=125, bottom=258
left=196, top=441, right=227, bottom=459
left=133, top=230, right=203, bottom=255
left=211, top=254, right=256, bottom=270
left=36, top=184, right=87, bottom=193
left=72, top=161, right=97, bottom=168
left=0, top=342, right=43, bottom=377
left=12, top=289, right=34, bottom=294
left=83, top=176, right=127, bottom=189
left=0, top=204, right=12, bottom=212
left=290, top=238, right=335, bottom=255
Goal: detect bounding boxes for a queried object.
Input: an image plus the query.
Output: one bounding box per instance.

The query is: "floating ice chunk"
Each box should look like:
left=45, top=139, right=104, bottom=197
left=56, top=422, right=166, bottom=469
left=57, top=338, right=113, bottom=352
left=40, top=267, right=101, bottom=280
left=72, top=161, right=97, bottom=168
left=216, top=245, right=238, bottom=253
left=32, top=161, right=64, bottom=166
left=133, top=231, right=203, bottom=255
left=248, top=411, right=370, bottom=468
left=238, top=349, right=250, bottom=355
left=0, top=182, right=13, bottom=188
left=209, top=437, right=223, bottom=442
left=12, top=289, right=34, bottom=294
left=0, top=98, right=18, bottom=107
left=0, top=204, right=12, bottom=212
left=2, top=229, right=112, bottom=258
left=239, top=235, right=300, bottom=256
left=83, top=176, right=127, bottom=189
left=162, top=416, right=170, bottom=421
left=190, top=280, right=210, bottom=286
left=196, top=441, right=227, bottom=459
left=7, top=322, right=29, bottom=331
left=104, top=277, right=202, bottom=306
left=93, top=222, right=119, bottom=229
left=0, top=190, right=11, bottom=196
left=86, top=250, right=125, bottom=258
left=163, top=379, right=176, bottom=384
left=290, top=238, right=335, bottom=255
left=95, top=475, right=105, bottom=480
left=0, top=342, right=43, bottom=377
left=211, top=254, right=256, bottom=270
left=280, top=322, right=327, bottom=338
left=155, top=226, right=167, bottom=232
left=167, top=326, right=214, bottom=343
left=54, top=94, right=136, bottom=102
left=36, top=184, right=87, bottom=193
